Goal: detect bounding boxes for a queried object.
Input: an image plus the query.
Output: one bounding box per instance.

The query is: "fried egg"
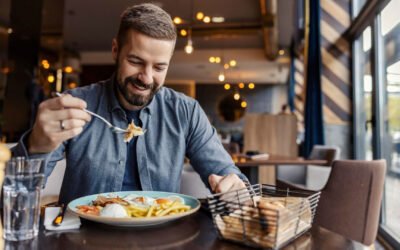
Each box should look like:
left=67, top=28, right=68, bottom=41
left=100, top=203, right=128, bottom=218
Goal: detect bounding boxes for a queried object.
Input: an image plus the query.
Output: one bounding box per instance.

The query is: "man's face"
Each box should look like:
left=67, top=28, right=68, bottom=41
left=112, top=30, right=175, bottom=109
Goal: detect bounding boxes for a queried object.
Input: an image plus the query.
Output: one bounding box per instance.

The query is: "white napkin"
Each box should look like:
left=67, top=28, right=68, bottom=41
left=44, top=207, right=81, bottom=231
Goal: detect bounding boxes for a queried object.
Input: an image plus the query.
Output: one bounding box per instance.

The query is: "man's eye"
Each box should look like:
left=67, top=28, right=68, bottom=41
left=155, top=67, right=166, bottom=72
left=128, top=60, right=141, bottom=65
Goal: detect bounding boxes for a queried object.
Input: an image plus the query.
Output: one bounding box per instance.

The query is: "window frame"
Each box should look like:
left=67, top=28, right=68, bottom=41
left=350, top=0, right=400, bottom=247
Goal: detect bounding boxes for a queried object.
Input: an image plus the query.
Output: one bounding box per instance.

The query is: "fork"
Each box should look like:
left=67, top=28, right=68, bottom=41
left=55, top=92, right=128, bottom=133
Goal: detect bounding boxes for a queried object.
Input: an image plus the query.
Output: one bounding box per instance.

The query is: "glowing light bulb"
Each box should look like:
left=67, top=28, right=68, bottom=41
left=180, top=29, right=187, bottom=36
left=209, top=57, right=215, bottom=63
left=215, top=57, right=221, bottom=63
left=218, top=73, right=225, bottom=82
left=241, top=101, right=247, bottom=108
left=229, top=60, right=237, bottom=67
left=224, top=83, right=231, bottom=90
left=248, top=83, right=255, bottom=89
left=203, top=16, right=211, bottom=23
left=184, top=39, right=193, bottom=54
left=233, top=93, right=240, bottom=100
left=224, top=63, right=229, bottom=69
left=173, top=17, right=182, bottom=24
left=47, top=75, right=55, bottom=83
left=196, top=12, right=204, bottom=20
left=238, top=82, right=245, bottom=89
left=64, top=66, right=73, bottom=73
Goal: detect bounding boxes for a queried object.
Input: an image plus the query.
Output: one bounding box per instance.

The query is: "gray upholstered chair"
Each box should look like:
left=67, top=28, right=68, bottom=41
left=305, top=145, right=341, bottom=189
left=277, top=144, right=340, bottom=189
left=278, top=159, right=386, bottom=246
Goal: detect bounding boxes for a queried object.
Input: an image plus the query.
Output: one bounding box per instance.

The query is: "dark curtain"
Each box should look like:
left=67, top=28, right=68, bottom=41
left=287, top=39, right=296, bottom=112
left=302, top=0, right=325, bottom=157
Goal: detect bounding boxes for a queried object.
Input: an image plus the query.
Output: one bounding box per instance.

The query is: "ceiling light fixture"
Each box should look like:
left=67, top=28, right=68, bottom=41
left=278, top=49, right=285, bottom=55
left=224, top=63, right=230, bottom=69
left=218, top=72, right=225, bottom=82
left=211, top=17, right=225, bottom=23
left=184, top=28, right=194, bottom=54
left=233, top=93, right=240, bottom=100
left=224, top=83, right=231, bottom=90
left=229, top=60, right=237, bottom=67
left=173, top=17, right=182, bottom=24
left=196, top=12, right=204, bottom=20
left=64, top=66, right=73, bottom=73
left=238, top=82, right=245, bottom=89
left=47, top=74, right=55, bottom=83
left=209, top=57, right=215, bottom=63
left=248, top=83, right=255, bottom=89
left=241, top=101, right=247, bottom=108
left=203, top=16, right=211, bottom=23
left=180, top=29, right=187, bottom=36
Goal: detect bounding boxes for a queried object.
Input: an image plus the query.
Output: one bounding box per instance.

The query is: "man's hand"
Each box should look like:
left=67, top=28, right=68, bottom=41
left=28, top=94, right=91, bottom=154
left=208, top=173, right=246, bottom=193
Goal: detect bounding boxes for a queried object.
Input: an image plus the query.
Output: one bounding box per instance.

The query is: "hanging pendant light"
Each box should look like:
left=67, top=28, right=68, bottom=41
left=184, top=28, right=194, bottom=54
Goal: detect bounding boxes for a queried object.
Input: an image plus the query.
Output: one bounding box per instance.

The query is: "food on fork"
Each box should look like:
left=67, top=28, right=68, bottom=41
left=124, top=120, right=145, bottom=143
left=76, top=194, right=191, bottom=218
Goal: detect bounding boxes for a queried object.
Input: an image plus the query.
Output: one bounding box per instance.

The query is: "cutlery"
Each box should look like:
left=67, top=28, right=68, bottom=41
left=55, top=92, right=128, bottom=133
left=52, top=204, right=66, bottom=227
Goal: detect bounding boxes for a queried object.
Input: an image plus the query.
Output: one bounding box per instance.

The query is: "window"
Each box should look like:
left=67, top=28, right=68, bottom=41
left=352, top=0, right=400, bottom=246
left=352, top=0, right=368, bottom=17
left=380, top=0, right=400, bottom=239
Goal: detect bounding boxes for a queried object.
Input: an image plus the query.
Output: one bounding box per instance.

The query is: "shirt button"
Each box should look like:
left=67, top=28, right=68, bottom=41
left=119, top=160, right=124, bottom=165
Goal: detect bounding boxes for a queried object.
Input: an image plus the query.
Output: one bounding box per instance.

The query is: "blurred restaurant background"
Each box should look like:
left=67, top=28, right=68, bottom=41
left=0, top=0, right=399, bottom=247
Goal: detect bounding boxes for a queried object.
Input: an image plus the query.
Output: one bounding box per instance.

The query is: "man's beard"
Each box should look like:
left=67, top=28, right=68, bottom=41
left=116, top=74, right=160, bottom=107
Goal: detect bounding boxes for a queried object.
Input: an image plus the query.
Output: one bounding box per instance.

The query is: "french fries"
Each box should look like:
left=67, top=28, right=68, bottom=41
left=126, top=200, right=191, bottom=218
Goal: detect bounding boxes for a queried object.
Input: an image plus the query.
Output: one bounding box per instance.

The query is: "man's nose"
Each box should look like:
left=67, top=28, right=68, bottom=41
left=138, top=66, right=153, bottom=85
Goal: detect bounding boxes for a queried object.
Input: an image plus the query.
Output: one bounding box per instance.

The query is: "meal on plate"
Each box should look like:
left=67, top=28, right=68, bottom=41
left=124, top=120, right=145, bottom=143
left=215, top=196, right=311, bottom=248
left=76, top=194, right=191, bottom=218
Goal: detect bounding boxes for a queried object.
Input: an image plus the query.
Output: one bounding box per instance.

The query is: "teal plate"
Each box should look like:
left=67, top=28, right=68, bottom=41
left=68, top=191, right=200, bottom=227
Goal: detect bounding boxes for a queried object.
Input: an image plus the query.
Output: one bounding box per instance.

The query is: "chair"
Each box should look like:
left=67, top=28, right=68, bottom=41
left=277, top=145, right=340, bottom=189
left=278, top=159, right=386, bottom=246
left=305, top=145, right=341, bottom=189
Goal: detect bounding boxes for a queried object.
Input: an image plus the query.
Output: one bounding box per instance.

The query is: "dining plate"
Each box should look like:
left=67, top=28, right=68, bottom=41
left=68, top=191, right=200, bottom=227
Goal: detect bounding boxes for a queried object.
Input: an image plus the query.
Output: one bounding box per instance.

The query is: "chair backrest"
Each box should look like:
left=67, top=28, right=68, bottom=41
left=314, top=160, right=386, bottom=245
left=308, top=145, right=340, bottom=166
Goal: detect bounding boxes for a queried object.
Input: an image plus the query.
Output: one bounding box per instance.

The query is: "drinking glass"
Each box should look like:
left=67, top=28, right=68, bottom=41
left=2, top=157, right=45, bottom=241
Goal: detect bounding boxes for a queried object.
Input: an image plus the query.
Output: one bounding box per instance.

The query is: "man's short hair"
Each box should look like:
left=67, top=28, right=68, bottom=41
left=117, top=3, right=177, bottom=48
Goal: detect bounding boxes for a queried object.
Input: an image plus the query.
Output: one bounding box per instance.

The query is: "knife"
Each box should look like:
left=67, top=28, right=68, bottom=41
left=52, top=204, right=66, bottom=227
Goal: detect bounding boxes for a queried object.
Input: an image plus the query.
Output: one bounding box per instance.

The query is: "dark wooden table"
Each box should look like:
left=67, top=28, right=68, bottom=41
left=234, top=154, right=328, bottom=167
left=4, top=210, right=355, bottom=250
left=233, top=154, right=329, bottom=184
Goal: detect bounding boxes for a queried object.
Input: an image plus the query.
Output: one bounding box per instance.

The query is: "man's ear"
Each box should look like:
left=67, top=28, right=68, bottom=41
left=111, top=39, right=118, bottom=62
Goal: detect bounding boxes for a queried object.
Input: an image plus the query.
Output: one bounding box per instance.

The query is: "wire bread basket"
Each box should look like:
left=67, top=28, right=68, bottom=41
left=207, top=183, right=321, bottom=249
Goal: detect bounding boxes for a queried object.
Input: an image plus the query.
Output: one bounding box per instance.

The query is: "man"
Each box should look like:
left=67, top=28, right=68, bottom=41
left=12, top=3, right=247, bottom=205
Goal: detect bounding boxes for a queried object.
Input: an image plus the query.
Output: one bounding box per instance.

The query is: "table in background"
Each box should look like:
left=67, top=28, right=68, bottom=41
left=4, top=210, right=355, bottom=250
left=234, top=154, right=328, bottom=184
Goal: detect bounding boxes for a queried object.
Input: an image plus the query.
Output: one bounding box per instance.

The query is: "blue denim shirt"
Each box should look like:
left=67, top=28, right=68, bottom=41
left=12, top=77, right=246, bottom=204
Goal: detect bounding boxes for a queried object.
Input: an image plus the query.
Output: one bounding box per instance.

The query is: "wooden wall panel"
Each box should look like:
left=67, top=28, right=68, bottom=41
left=243, top=114, right=298, bottom=184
